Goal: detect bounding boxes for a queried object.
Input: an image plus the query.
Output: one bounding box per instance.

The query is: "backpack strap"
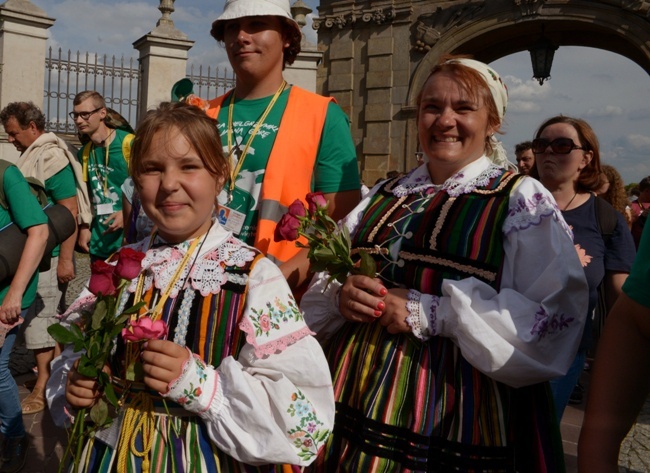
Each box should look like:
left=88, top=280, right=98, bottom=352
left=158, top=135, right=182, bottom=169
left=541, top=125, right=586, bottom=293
left=121, top=133, right=135, bottom=164
left=81, top=142, right=92, bottom=182
left=594, top=196, right=618, bottom=244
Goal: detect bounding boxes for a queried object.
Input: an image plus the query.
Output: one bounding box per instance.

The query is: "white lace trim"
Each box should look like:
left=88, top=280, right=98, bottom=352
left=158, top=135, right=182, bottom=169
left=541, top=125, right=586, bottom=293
left=239, top=318, right=315, bottom=359
left=127, top=236, right=256, bottom=298
left=391, top=163, right=504, bottom=198
left=405, top=289, right=424, bottom=340
left=503, top=192, right=571, bottom=237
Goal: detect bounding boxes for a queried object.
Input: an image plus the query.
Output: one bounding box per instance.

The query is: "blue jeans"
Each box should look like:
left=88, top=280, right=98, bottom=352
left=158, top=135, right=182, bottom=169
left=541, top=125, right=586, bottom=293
left=0, top=310, right=27, bottom=439
left=549, top=349, right=587, bottom=421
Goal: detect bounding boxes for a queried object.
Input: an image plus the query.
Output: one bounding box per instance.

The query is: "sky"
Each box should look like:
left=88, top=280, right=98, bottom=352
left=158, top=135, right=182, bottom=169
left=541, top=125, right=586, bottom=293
left=33, top=0, right=650, bottom=185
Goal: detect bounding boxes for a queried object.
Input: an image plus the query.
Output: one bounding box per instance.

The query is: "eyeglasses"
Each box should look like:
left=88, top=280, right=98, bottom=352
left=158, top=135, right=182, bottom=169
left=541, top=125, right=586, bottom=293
left=532, top=137, right=586, bottom=155
left=69, top=107, right=102, bottom=120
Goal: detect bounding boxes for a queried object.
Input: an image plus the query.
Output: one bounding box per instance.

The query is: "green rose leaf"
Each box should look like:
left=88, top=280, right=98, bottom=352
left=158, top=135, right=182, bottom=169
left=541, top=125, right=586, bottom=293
left=90, top=398, right=108, bottom=427
left=47, top=324, right=77, bottom=344
left=357, top=250, right=377, bottom=278
left=92, top=300, right=108, bottom=330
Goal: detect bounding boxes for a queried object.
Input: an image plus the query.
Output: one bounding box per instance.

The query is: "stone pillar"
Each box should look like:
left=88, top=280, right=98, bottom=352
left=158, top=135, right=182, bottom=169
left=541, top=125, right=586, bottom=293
left=0, top=0, right=54, bottom=162
left=133, top=1, right=193, bottom=121
left=284, top=0, right=322, bottom=93
left=363, top=36, right=394, bottom=184
left=284, top=45, right=322, bottom=93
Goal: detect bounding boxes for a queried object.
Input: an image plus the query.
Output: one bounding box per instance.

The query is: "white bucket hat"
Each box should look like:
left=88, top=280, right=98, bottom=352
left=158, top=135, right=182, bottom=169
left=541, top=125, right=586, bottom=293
left=212, top=0, right=300, bottom=37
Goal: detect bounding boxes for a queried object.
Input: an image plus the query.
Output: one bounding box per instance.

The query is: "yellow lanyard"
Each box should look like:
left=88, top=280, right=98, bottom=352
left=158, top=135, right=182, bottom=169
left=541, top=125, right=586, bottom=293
left=226, top=81, right=287, bottom=202
left=133, top=232, right=204, bottom=322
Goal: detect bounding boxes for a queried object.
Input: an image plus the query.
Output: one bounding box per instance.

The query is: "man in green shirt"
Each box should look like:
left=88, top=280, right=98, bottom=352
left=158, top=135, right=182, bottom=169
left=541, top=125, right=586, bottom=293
left=71, top=90, right=132, bottom=261
left=0, top=101, right=88, bottom=415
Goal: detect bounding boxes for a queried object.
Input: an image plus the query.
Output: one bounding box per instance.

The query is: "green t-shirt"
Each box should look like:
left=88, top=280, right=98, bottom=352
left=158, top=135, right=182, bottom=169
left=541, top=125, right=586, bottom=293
left=0, top=165, right=48, bottom=309
left=77, top=128, right=130, bottom=259
left=215, top=86, right=360, bottom=245
left=622, top=222, right=650, bottom=308
left=44, top=164, right=76, bottom=257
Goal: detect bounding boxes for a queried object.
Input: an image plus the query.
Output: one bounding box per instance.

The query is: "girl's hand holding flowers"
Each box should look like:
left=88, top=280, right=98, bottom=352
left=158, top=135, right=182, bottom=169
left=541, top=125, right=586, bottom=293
left=47, top=247, right=147, bottom=473
left=65, top=362, right=111, bottom=409
left=141, top=339, right=190, bottom=394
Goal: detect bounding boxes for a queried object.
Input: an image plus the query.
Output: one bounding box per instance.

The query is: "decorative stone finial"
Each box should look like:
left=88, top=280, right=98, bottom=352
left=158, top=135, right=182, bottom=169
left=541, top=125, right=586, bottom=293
left=157, top=0, right=175, bottom=27
left=291, top=0, right=312, bottom=29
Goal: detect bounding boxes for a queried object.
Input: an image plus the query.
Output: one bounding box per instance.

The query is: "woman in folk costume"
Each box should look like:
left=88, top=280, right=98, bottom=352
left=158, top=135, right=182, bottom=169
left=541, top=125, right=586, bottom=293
left=301, top=56, right=588, bottom=472
left=47, top=102, right=334, bottom=472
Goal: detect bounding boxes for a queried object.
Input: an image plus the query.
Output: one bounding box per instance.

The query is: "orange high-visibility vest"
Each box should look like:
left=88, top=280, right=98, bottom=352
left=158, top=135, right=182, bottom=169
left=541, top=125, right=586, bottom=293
left=207, top=86, right=333, bottom=264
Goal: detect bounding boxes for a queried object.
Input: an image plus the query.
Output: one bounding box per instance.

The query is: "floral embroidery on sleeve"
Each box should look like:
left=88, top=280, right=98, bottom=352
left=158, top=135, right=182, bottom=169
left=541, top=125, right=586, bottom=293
left=177, top=383, right=203, bottom=407
left=531, top=307, right=575, bottom=340
left=249, top=296, right=303, bottom=337
left=287, top=390, right=331, bottom=461
left=164, top=353, right=217, bottom=414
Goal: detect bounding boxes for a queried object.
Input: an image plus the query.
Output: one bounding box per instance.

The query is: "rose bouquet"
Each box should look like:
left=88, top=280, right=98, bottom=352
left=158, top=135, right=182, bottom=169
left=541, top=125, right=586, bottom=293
left=48, top=247, right=147, bottom=472
left=274, top=192, right=376, bottom=285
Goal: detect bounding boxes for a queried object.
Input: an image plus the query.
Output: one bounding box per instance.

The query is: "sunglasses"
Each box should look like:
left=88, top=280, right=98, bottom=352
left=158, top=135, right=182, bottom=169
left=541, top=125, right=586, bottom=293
left=69, top=107, right=102, bottom=120
left=532, top=138, right=586, bottom=155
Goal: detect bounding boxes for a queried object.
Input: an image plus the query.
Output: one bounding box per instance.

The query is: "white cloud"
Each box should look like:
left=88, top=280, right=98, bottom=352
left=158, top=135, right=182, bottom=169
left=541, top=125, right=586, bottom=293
left=615, top=134, right=650, bottom=150
left=503, top=75, right=551, bottom=100
left=507, top=101, right=542, bottom=113
left=584, top=105, right=624, bottom=118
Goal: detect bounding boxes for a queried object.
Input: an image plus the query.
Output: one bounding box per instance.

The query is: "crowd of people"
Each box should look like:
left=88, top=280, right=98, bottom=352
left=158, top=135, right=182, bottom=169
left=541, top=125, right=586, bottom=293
left=0, top=0, right=646, bottom=472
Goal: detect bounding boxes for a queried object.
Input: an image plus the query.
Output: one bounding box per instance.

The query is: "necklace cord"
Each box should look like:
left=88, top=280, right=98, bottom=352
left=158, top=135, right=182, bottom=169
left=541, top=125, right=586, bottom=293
left=226, top=81, right=287, bottom=201
left=563, top=191, right=578, bottom=211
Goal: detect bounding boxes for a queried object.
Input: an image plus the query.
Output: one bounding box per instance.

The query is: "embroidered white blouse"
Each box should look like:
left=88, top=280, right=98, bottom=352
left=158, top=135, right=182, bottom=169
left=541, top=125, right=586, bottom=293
left=46, top=223, right=335, bottom=466
left=301, top=157, right=589, bottom=388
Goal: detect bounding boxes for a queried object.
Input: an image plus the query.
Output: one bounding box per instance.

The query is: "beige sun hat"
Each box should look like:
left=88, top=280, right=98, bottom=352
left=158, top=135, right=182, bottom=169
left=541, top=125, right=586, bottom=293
left=212, top=0, right=300, bottom=39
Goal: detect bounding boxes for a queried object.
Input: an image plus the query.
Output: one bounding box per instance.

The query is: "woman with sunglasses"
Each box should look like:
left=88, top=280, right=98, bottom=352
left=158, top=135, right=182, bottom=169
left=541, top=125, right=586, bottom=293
left=530, top=115, right=636, bottom=420
left=302, top=57, right=589, bottom=472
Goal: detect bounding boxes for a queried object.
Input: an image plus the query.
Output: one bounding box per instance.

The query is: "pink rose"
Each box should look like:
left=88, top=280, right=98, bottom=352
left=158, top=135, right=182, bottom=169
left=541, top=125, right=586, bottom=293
left=113, top=247, right=146, bottom=280
left=288, top=199, right=306, bottom=218
left=121, top=316, right=169, bottom=342
left=306, top=192, right=328, bottom=213
left=274, top=213, right=301, bottom=242
left=259, top=314, right=271, bottom=333
left=88, top=260, right=117, bottom=296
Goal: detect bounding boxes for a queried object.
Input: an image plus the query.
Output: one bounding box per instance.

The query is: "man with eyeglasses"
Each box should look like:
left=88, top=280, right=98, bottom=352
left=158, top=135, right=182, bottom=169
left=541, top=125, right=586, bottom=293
left=0, top=101, right=91, bottom=418
left=71, top=90, right=133, bottom=263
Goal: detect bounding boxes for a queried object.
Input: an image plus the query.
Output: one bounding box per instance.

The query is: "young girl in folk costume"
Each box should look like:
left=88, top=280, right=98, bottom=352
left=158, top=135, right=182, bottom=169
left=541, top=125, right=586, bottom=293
left=47, top=102, right=334, bottom=472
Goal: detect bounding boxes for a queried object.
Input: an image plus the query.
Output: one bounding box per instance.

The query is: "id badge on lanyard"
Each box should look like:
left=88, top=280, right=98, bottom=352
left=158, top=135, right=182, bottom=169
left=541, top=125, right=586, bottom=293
left=217, top=206, right=246, bottom=235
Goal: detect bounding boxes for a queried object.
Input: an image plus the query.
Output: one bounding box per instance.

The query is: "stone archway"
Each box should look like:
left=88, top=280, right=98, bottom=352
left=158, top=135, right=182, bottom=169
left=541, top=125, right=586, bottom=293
left=313, top=0, right=650, bottom=184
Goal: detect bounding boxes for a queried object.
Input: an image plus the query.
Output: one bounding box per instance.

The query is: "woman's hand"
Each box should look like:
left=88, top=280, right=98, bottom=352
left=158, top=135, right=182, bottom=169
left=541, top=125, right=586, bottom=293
left=378, top=289, right=411, bottom=334
left=65, top=361, right=106, bottom=409
left=339, top=274, right=387, bottom=323
left=141, top=339, right=190, bottom=394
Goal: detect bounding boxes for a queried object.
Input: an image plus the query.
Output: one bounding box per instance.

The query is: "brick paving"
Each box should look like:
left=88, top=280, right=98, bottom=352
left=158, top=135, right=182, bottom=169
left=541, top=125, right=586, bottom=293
left=9, top=252, right=650, bottom=472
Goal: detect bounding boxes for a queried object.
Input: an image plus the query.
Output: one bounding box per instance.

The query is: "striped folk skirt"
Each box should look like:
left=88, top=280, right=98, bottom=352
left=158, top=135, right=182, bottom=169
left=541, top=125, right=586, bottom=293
left=309, top=321, right=565, bottom=473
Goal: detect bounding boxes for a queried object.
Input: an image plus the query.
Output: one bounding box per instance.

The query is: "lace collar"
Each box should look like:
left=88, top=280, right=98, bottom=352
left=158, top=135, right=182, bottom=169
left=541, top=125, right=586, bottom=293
left=127, top=223, right=256, bottom=298
left=391, top=156, right=505, bottom=198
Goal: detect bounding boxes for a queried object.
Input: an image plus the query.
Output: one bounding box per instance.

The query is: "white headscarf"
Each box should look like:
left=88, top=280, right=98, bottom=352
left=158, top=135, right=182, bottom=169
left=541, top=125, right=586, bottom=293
left=443, top=58, right=515, bottom=171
